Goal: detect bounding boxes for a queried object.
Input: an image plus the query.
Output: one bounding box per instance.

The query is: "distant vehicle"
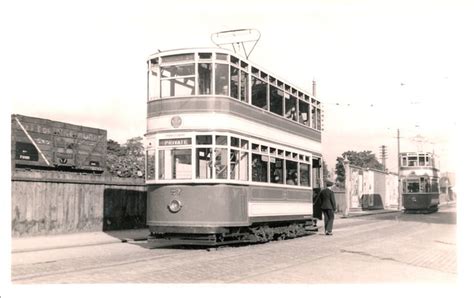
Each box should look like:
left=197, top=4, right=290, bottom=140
left=11, top=114, right=107, bottom=173
left=400, top=152, right=440, bottom=213
left=144, top=44, right=324, bottom=246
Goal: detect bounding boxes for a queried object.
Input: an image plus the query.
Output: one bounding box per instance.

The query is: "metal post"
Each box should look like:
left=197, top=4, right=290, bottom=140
left=397, top=128, right=402, bottom=210
left=343, top=158, right=350, bottom=217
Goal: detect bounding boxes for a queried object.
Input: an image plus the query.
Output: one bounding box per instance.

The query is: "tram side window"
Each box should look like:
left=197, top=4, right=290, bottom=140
left=299, top=101, right=309, bottom=126
left=431, top=178, right=439, bottom=193
left=148, top=65, right=159, bottom=101
left=240, top=71, right=249, bottom=102
left=252, top=153, right=268, bottom=182
left=285, top=94, right=298, bottom=121
left=196, top=148, right=213, bottom=179
left=299, top=163, right=310, bottom=186
left=158, top=149, right=192, bottom=180
left=161, top=63, right=196, bottom=97
left=230, top=149, right=249, bottom=181
left=215, top=63, right=229, bottom=95
left=401, top=156, right=408, bottom=167
left=198, top=63, right=212, bottom=95
left=270, top=158, right=284, bottom=184
left=269, top=86, right=284, bottom=116
left=251, top=77, right=268, bottom=109
left=230, top=66, right=239, bottom=99
left=316, top=108, right=322, bottom=130
left=408, top=156, right=418, bottom=166
left=286, top=160, right=298, bottom=185
left=311, top=106, right=317, bottom=129
left=146, top=150, right=156, bottom=180
left=215, top=148, right=228, bottom=179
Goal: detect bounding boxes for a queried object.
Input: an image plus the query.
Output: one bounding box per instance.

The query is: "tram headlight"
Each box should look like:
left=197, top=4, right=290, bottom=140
left=168, top=199, right=182, bottom=213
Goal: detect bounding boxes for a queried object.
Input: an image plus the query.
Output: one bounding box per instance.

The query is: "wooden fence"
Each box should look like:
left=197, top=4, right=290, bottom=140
left=11, top=170, right=146, bottom=237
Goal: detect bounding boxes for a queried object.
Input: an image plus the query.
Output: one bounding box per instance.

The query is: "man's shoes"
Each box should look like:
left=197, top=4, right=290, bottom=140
left=325, top=232, right=333, bottom=236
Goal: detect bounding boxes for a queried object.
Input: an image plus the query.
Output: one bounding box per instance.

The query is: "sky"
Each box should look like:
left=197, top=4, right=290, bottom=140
left=3, top=0, right=473, bottom=175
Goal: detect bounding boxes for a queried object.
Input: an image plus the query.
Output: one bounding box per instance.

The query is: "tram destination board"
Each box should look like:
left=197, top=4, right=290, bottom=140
left=11, top=114, right=107, bottom=173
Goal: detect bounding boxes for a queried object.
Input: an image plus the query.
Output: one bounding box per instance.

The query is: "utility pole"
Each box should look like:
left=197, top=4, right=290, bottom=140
left=379, top=145, right=387, bottom=171
left=397, top=129, right=401, bottom=210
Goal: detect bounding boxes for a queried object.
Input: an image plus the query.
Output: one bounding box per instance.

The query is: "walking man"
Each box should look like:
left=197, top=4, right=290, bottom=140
left=317, top=181, right=336, bottom=235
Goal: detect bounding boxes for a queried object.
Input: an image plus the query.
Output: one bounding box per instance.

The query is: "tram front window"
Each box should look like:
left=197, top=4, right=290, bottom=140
left=251, top=77, right=267, bottom=109
left=146, top=149, right=156, bottom=180
left=215, top=64, right=229, bottom=95
left=196, top=148, right=212, bottom=179
left=407, top=181, right=420, bottom=193
left=158, top=149, right=192, bottom=180
left=215, top=148, right=228, bottom=179
left=198, top=63, right=212, bottom=95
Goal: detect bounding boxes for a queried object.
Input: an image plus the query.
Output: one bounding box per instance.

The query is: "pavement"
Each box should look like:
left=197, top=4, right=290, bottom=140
left=12, top=202, right=453, bottom=254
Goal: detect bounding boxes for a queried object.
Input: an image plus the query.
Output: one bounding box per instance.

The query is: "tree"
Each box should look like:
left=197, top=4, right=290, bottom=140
left=335, top=150, right=384, bottom=185
left=106, top=137, right=145, bottom=178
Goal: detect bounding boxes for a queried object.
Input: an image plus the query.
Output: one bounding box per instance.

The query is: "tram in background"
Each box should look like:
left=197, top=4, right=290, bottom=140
left=400, top=152, right=440, bottom=213
left=144, top=47, right=324, bottom=245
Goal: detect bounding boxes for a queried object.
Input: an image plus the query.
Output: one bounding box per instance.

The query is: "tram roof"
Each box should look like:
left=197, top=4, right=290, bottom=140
left=148, top=47, right=320, bottom=104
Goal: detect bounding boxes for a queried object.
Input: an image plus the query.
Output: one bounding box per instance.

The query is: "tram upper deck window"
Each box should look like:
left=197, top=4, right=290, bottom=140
left=299, top=100, right=309, bottom=126
left=198, top=63, right=212, bottom=95
left=316, top=108, right=322, bottom=130
left=231, top=66, right=239, bottom=99
left=215, top=63, right=229, bottom=96
left=251, top=76, right=268, bottom=109
left=401, top=156, right=408, bottom=167
left=161, top=64, right=195, bottom=97
left=270, top=86, right=284, bottom=116
left=419, top=155, right=426, bottom=166
left=148, top=63, right=159, bottom=101
left=240, top=71, right=249, bottom=102
left=311, top=106, right=317, bottom=129
left=285, top=94, right=297, bottom=121
left=408, top=156, right=418, bottom=166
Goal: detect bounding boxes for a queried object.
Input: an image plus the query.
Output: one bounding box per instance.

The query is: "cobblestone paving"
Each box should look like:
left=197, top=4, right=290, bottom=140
left=12, top=206, right=457, bottom=284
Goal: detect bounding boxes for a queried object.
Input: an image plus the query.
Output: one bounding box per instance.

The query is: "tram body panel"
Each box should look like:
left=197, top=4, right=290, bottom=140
left=147, top=184, right=249, bottom=232
left=147, top=184, right=313, bottom=234
left=402, top=193, right=440, bottom=210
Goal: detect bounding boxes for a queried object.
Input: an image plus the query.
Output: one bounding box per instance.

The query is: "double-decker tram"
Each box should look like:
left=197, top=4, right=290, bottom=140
left=400, top=152, right=440, bottom=213
left=145, top=47, right=323, bottom=245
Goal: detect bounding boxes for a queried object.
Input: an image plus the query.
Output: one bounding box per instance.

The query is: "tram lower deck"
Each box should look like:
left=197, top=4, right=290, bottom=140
left=147, top=183, right=314, bottom=245
left=402, top=193, right=439, bottom=213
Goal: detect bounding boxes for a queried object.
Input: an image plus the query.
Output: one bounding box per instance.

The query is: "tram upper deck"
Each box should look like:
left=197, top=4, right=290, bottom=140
left=147, top=48, right=322, bottom=138
left=145, top=48, right=323, bottom=188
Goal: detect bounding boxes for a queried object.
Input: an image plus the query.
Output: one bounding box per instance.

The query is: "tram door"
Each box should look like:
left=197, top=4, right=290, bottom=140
left=312, top=157, right=322, bottom=189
